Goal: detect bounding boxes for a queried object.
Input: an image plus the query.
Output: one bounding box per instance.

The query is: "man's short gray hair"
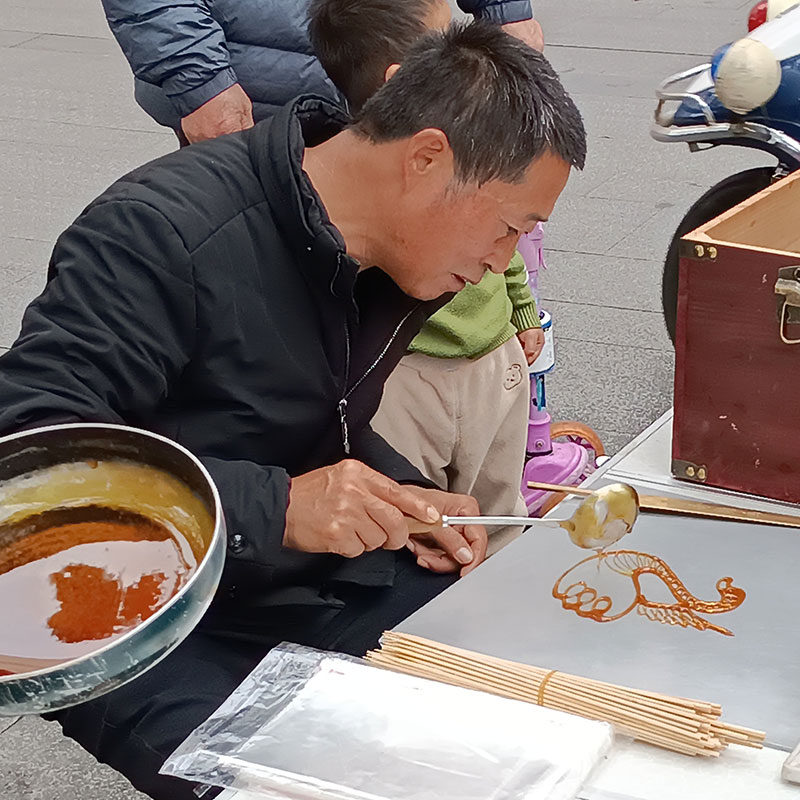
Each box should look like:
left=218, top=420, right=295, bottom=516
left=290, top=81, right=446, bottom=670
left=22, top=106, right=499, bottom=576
left=352, top=21, right=587, bottom=185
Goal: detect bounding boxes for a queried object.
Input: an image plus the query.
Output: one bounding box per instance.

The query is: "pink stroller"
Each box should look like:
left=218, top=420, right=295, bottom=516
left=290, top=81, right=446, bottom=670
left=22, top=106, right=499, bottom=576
left=518, top=226, right=605, bottom=517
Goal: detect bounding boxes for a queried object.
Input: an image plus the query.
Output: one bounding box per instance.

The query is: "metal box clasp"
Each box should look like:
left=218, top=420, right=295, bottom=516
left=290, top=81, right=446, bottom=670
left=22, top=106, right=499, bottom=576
left=774, top=266, right=800, bottom=345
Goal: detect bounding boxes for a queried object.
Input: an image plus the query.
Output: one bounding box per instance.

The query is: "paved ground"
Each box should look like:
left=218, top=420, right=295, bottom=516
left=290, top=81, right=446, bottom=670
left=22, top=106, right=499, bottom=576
left=0, top=0, right=772, bottom=797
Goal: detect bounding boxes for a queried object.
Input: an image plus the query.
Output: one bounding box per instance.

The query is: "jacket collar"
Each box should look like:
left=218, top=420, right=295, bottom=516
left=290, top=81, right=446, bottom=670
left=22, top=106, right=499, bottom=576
left=248, top=95, right=358, bottom=301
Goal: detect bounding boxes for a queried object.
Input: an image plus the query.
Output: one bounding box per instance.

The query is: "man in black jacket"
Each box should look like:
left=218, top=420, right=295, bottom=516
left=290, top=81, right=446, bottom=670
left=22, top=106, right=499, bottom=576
left=0, top=22, right=585, bottom=800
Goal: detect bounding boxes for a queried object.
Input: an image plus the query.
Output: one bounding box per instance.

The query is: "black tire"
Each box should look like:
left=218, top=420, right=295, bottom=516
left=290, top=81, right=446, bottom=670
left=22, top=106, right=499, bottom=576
left=662, top=166, right=778, bottom=345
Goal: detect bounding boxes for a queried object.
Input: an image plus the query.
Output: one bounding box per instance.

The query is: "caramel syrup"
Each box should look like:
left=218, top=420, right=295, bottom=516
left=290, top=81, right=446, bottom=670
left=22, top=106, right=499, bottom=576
left=553, top=549, right=746, bottom=636
left=0, top=514, right=197, bottom=670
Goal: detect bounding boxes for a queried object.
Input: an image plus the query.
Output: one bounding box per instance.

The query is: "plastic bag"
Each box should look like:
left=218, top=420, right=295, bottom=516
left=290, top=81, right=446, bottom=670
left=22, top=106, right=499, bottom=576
left=163, top=644, right=613, bottom=800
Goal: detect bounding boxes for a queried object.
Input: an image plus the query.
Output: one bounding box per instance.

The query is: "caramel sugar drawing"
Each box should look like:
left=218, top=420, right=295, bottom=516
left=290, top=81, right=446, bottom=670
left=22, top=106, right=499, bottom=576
left=553, top=550, right=746, bottom=636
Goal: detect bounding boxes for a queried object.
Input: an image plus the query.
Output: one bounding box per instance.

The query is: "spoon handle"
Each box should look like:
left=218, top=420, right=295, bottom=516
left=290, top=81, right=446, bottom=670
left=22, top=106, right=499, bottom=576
left=443, top=515, right=548, bottom=527
left=405, top=515, right=557, bottom=534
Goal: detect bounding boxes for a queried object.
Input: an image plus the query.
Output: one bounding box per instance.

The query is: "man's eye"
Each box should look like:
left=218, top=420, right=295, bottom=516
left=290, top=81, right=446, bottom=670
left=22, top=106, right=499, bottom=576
left=507, top=226, right=519, bottom=237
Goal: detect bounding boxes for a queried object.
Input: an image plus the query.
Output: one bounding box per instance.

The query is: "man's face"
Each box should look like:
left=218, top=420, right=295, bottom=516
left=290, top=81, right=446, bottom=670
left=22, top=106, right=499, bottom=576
left=385, top=151, right=571, bottom=300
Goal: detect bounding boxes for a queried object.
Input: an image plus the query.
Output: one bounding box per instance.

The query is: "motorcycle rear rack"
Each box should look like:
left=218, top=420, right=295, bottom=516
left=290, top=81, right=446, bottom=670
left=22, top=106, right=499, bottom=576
left=651, top=64, right=800, bottom=165
left=654, top=64, right=717, bottom=127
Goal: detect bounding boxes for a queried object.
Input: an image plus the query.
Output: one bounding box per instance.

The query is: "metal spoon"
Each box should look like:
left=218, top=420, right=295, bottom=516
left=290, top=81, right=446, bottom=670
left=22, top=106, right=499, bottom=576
left=407, top=482, right=640, bottom=550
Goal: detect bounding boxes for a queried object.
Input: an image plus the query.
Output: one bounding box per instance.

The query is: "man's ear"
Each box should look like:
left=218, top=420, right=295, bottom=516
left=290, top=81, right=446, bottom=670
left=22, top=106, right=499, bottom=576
left=384, top=63, right=401, bottom=83
left=402, top=128, right=453, bottom=188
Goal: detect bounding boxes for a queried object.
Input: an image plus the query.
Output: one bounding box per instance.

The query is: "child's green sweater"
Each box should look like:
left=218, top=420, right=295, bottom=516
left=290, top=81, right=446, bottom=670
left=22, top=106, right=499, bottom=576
left=409, top=251, right=540, bottom=360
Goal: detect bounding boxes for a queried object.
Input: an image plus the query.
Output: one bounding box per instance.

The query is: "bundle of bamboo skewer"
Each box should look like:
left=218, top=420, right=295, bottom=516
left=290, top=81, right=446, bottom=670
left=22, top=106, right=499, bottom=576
left=366, top=632, right=765, bottom=757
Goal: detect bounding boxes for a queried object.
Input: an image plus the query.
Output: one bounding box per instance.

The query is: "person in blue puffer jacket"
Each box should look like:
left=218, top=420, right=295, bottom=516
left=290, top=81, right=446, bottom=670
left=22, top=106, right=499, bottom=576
left=101, top=0, right=543, bottom=144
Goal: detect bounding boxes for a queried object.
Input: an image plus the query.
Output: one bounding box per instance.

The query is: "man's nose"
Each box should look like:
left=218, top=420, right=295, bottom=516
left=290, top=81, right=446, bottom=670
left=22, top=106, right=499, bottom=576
left=484, top=236, right=520, bottom=274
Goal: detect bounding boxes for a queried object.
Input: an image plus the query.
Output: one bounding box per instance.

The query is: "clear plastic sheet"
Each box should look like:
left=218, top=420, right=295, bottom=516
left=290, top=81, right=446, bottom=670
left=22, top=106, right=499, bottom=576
left=163, top=644, right=613, bottom=800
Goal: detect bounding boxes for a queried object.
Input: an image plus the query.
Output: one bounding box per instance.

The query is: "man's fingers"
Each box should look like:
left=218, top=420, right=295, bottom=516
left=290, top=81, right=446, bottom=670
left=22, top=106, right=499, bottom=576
left=364, top=498, right=408, bottom=551
left=355, top=519, right=390, bottom=552
left=419, top=552, right=460, bottom=573
left=368, top=480, right=440, bottom=526
left=460, top=523, right=488, bottom=569
left=425, top=524, right=474, bottom=566
left=410, top=540, right=460, bottom=574
left=332, top=535, right=366, bottom=559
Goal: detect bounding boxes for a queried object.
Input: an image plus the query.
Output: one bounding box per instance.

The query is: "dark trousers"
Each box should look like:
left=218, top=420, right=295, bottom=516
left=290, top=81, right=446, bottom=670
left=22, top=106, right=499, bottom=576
left=49, top=552, right=456, bottom=800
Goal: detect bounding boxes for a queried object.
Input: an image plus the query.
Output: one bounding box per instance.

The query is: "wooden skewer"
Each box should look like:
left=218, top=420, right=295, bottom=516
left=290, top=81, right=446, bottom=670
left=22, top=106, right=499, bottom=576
left=377, top=639, right=727, bottom=737
left=526, top=481, right=800, bottom=529
left=381, top=632, right=721, bottom=713
left=371, top=655, right=719, bottom=753
left=391, top=654, right=710, bottom=738
left=368, top=633, right=765, bottom=757
left=714, top=720, right=766, bottom=740
left=381, top=642, right=709, bottom=729
left=369, top=653, right=710, bottom=745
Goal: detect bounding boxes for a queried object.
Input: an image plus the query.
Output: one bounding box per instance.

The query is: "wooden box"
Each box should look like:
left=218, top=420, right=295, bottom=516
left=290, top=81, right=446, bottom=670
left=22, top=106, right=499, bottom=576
left=673, top=170, right=800, bottom=503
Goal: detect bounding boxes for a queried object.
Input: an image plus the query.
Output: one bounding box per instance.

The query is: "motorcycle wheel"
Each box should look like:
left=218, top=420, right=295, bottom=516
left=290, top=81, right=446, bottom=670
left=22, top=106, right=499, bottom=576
left=662, top=166, right=778, bottom=345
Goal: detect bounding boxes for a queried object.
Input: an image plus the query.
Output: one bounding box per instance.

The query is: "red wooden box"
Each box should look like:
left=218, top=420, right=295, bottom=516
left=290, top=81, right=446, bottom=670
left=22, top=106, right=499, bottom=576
left=673, top=170, right=800, bottom=503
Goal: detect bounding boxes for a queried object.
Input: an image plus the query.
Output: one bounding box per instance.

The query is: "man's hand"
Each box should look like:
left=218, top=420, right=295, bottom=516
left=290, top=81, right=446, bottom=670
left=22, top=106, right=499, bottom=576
left=180, top=83, right=254, bottom=144
left=284, top=460, right=440, bottom=557
left=517, top=327, right=545, bottom=365
left=502, top=19, right=545, bottom=51
left=404, top=487, right=488, bottom=577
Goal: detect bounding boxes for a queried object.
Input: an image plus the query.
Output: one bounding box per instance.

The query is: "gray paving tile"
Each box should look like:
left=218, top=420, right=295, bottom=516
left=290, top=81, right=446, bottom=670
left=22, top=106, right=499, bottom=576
left=569, top=95, right=659, bottom=142
left=551, top=110, right=773, bottom=265
left=1, top=236, right=52, bottom=282
left=0, top=134, right=170, bottom=267
left=1, top=0, right=113, bottom=39
left=546, top=339, right=674, bottom=437
left=592, top=428, right=635, bottom=457
left=538, top=0, right=678, bottom=25
left=544, top=192, right=659, bottom=256
left=545, top=300, right=672, bottom=352
left=0, top=716, right=20, bottom=735
left=17, top=33, right=124, bottom=56
left=572, top=97, right=769, bottom=189
left=0, top=116, right=173, bottom=155
left=546, top=46, right=702, bottom=101
left=0, top=716, right=147, bottom=800
left=605, top=201, right=691, bottom=260
left=549, top=97, right=709, bottom=198
left=536, top=0, right=745, bottom=55
left=0, top=138, right=166, bottom=201
left=585, top=141, right=771, bottom=205
left=558, top=157, right=618, bottom=200
left=0, top=271, right=46, bottom=348
left=0, top=192, right=84, bottom=245
left=539, top=251, right=663, bottom=313
left=0, top=47, right=160, bottom=132
left=0, top=29, right=40, bottom=48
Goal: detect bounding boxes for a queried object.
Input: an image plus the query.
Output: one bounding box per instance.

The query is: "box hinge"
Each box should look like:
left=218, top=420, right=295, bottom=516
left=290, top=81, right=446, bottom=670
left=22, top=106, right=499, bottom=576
left=678, top=241, right=718, bottom=260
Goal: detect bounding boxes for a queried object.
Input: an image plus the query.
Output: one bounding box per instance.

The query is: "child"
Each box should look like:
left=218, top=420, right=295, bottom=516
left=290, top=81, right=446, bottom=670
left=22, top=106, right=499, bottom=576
left=310, top=0, right=545, bottom=555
